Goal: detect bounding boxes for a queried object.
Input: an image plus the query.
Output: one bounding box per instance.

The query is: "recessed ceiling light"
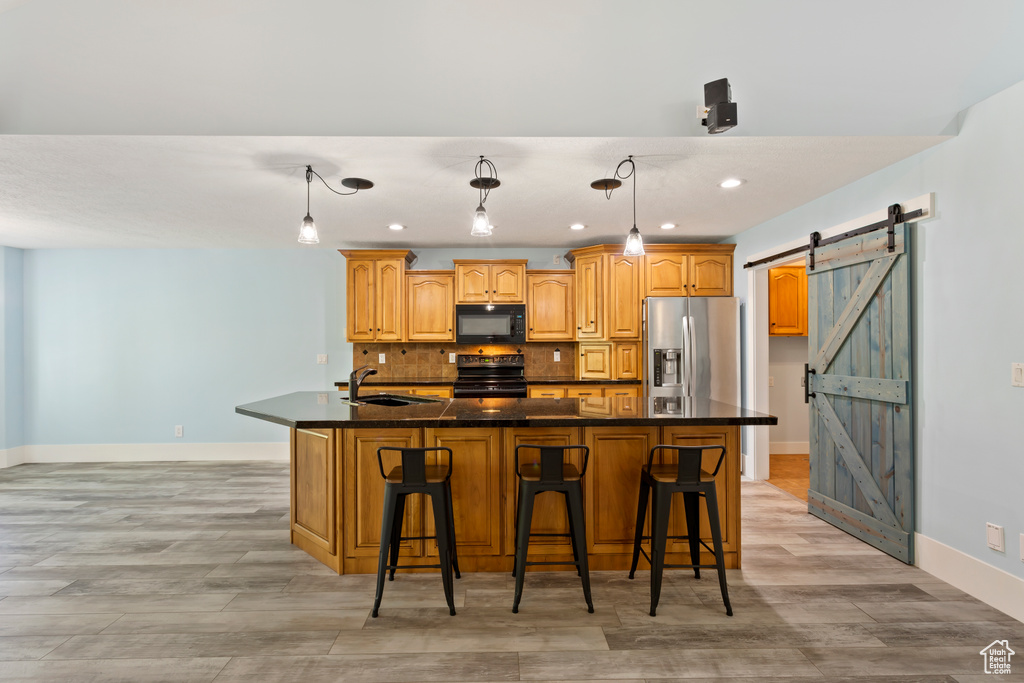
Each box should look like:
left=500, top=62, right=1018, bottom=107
left=719, top=178, right=744, bottom=189
left=570, top=224, right=586, bottom=230
left=660, top=223, right=676, bottom=230
left=388, top=224, right=405, bottom=231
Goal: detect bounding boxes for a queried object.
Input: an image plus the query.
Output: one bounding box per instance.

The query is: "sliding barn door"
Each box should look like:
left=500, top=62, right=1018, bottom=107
left=807, top=223, right=913, bottom=563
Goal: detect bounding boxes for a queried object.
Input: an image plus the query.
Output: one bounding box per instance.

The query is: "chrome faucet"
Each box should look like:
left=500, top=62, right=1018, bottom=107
left=348, top=365, right=377, bottom=401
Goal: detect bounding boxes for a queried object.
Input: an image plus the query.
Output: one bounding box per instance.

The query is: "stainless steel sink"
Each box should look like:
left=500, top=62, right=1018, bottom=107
left=344, top=393, right=443, bottom=407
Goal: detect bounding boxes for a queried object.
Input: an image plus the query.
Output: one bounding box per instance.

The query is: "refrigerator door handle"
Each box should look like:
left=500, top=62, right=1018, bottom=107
left=688, top=315, right=697, bottom=396
left=681, top=315, right=691, bottom=396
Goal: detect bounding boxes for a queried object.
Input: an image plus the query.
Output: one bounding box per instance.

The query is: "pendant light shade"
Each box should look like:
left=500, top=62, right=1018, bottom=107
left=470, top=156, right=499, bottom=237
left=298, top=214, right=319, bottom=244
left=297, top=164, right=373, bottom=245
left=471, top=204, right=492, bottom=236
left=623, top=225, right=644, bottom=256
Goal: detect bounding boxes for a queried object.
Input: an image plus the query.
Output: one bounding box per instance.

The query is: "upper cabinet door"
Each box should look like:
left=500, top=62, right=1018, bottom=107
left=690, top=254, right=732, bottom=297
left=768, top=265, right=807, bottom=336
left=489, top=263, right=526, bottom=303
left=527, top=273, right=575, bottom=341
left=347, top=259, right=375, bottom=342
left=375, top=259, right=404, bottom=341
left=607, top=255, right=642, bottom=339
left=645, top=251, right=688, bottom=297
left=407, top=273, right=455, bottom=341
left=455, top=264, right=490, bottom=303
left=575, top=254, right=604, bottom=339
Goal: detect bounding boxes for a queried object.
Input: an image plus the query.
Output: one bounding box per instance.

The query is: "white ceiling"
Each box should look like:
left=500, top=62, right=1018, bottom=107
left=1, top=1, right=1022, bottom=249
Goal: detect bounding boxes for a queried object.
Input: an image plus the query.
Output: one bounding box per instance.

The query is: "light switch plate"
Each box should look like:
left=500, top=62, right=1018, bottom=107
left=316, top=354, right=328, bottom=365
left=554, top=350, right=561, bottom=362
left=987, top=522, right=1005, bottom=552
left=1012, top=363, right=1024, bottom=387
left=449, top=353, right=456, bottom=363
left=378, top=353, right=386, bottom=364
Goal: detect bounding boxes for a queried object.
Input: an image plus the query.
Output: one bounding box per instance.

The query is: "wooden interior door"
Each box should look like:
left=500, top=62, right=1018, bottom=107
left=807, top=222, right=913, bottom=563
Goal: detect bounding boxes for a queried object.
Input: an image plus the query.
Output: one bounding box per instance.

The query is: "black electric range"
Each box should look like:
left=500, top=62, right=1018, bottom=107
left=452, top=354, right=528, bottom=399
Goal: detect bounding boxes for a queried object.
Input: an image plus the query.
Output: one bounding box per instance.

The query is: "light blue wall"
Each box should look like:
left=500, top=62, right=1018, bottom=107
left=22, top=249, right=347, bottom=445
left=412, top=248, right=571, bottom=271
left=728, top=79, right=1024, bottom=578
left=1, top=247, right=25, bottom=449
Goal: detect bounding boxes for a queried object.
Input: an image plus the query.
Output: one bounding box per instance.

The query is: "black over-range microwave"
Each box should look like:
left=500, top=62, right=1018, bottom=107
left=455, top=304, right=526, bottom=344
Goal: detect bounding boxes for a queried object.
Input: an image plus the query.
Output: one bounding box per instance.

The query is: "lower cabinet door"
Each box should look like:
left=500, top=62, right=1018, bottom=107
left=423, top=429, right=503, bottom=560
left=658, top=426, right=740, bottom=566
left=583, top=426, right=659, bottom=554
left=343, top=429, right=423, bottom=561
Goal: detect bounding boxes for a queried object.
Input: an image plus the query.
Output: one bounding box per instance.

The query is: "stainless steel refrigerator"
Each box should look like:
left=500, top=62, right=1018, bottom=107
left=644, top=297, right=740, bottom=407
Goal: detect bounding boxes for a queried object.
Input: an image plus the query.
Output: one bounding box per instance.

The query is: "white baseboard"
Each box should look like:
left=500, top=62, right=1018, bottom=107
left=770, top=441, right=809, bottom=454
left=0, top=445, right=27, bottom=469
left=916, top=532, right=1024, bottom=623
left=3, top=442, right=288, bottom=467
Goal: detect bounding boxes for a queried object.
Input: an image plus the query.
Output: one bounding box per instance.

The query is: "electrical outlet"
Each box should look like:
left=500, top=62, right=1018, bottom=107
left=316, top=354, right=328, bottom=365
left=449, top=353, right=456, bottom=363
left=768, top=376, right=775, bottom=387
left=987, top=522, right=1005, bottom=552
left=317, top=393, right=329, bottom=405
left=1012, top=363, right=1024, bottom=387
left=801, top=375, right=806, bottom=387
left=554, top=350, right=561, bottom=362
left=174, top=425, right=183, bottom=438
left=378, top=353, right=386, bottom=364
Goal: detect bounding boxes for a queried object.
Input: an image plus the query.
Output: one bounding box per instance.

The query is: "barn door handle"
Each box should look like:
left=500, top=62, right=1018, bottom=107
left=804, top=364, right=816, bottom=404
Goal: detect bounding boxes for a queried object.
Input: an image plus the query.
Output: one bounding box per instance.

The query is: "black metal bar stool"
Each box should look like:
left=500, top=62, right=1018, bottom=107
left=372, top=446, right=460, bottom=618
left=511, top=443, right=593, bottom=614
left=628, top=444, right=732, bottom=617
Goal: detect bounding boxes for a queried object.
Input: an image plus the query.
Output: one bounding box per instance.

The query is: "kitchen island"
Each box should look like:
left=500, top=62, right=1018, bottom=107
left=236, top=392, right=775, bottom=574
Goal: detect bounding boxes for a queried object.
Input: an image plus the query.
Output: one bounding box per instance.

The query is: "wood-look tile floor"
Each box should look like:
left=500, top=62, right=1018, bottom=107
left=1, top=461, right=1021, bottom=682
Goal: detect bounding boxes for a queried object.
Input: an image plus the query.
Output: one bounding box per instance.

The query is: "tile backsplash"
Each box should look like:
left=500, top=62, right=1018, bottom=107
left=352, top=342, right=576, bottom=380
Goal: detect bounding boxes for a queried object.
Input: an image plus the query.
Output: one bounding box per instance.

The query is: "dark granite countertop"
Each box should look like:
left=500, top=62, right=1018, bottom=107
left=237, top=392, right=776, bottom=429
left=333, top=377, right=642, bottom=387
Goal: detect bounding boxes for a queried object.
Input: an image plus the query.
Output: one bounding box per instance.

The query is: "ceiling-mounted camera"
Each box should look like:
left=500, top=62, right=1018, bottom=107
left=700, top=78, right=737, bottom=134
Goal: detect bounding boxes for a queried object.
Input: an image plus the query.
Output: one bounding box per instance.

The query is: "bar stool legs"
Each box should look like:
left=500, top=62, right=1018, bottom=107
left=628, top=445, right=733, bottom=617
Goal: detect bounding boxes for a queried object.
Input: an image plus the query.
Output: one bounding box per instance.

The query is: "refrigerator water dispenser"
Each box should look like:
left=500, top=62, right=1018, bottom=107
left=653, top=348, right=683, bottom=387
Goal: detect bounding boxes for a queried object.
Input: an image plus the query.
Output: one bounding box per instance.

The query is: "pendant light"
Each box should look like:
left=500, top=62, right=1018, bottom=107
left=297, top=164, right=374, bottom=245
left=469, top=156, right=499, bottom=237
left=591, top=155, right=645, bottom=256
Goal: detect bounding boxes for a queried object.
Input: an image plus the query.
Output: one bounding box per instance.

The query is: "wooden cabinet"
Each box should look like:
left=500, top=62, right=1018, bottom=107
left=526, top=272, right=575, bottom=341
left=659, top=425, right=740, bottom=565
left=691, top=252, right=733, bottom=296
left=607, top=254, right=642, bottom=339
left=579, top=342, right=613, bottom=380
left=339, top=250, right=415, bottom=342
left=584, top=426, right=659, bottom=554
left=528, top=386, right=566, bottom=398
left=613, top=342, right=641, bottom=381
left=643, top=245, right=735, bottom=298
left=423, top=429, right=503, bottom=560
left=453, top=260, right=526, bottom=304
left=768, top=265, right=808, bottom=336
left=342, top=429, right=423, bottom=566
left=406, top=272, right=454, bottom=341
left=574, top=253, right=604, bottom=339
left=502, top=427, right=584, bottom=557
left=644, top=247, right=688, bottom=296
